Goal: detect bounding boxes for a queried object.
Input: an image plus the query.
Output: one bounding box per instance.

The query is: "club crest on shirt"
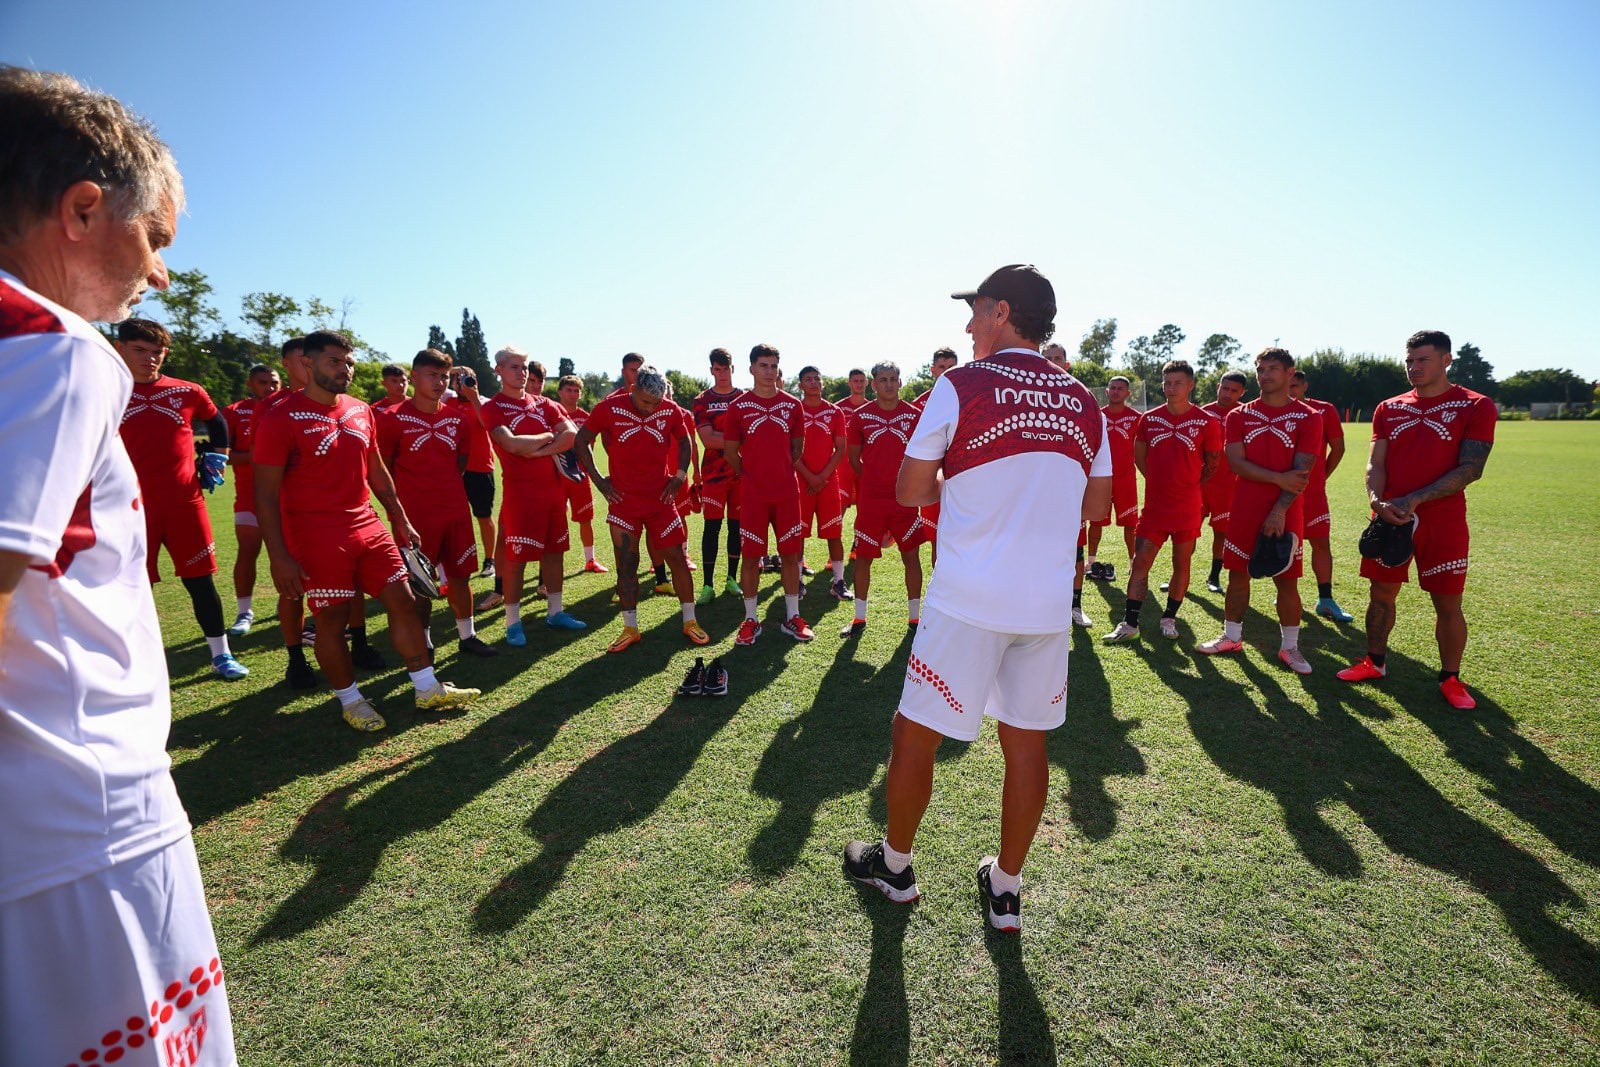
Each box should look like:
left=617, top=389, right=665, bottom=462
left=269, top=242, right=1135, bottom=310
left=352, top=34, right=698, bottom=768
left=123, top=385, right=190, bottom=424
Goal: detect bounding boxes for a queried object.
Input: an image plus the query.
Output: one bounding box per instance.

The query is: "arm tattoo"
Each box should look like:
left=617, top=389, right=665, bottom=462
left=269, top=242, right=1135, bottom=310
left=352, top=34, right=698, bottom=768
left=1402, top=439, right=1493, bottom=508
left=1274, top=453, right=1314, bottom=511
left=1199, top=451, right=1218, bottom=485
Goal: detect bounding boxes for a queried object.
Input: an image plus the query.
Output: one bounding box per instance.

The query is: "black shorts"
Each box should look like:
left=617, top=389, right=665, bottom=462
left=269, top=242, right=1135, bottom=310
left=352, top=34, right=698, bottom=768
left=462, top=470, right=495, bottom=519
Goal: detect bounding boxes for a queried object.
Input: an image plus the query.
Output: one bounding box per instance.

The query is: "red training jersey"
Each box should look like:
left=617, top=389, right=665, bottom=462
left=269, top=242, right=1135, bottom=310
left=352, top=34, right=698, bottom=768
left=221, top=396, right=260, bottom=512
left=119, top=374, right=218, bottom=503
left=725, top=390, right=803, bottom=501
left=478, top=391, right=572, bottom=494
left=848, top=400, right=922, bottom=501
left=1302, top=397, right=1345, bottom=488
left=1201, top=401, right=1242, bottom=497
left=1102, top=405, right=1141, bottom=483
left=1371, top=386, right=1495, bottom=513
left=445, top=396, right=494, bottom=473
left=1135, top=403, right=1223, bottom=526
left=692, top=387, right=742, bottom=486
left=371, top=395, right=407, bottom=412
left=375, top=400, right=470, bottom=519
left=586, top=393, right=687, bottom=496
left=1224, top=399, right=1325, bottom=508
left=254, top=392, right=380, bottom=528
left=800, top=398, right=846, bottom=482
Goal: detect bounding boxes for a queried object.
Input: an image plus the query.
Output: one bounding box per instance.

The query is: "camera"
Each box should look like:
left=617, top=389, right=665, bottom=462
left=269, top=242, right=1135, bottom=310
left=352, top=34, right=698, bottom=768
left=458, top=372, right=477, bottom=389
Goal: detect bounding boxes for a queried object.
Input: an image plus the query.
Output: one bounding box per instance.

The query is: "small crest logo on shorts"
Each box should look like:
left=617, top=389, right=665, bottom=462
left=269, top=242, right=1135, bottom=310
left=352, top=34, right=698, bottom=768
left=64, top=957, right=224, bottom=1067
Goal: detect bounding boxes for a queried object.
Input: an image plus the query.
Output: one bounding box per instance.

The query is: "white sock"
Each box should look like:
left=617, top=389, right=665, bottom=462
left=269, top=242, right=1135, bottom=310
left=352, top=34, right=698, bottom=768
left=623, top=609, right=639, bottom=628
left=205, top=635, right=229, bottom=658
left=584, top=545, right=596, bottom=563
left=456, top=618, right=475, bottom=640
left=880, top=839, right=913, bottom=874
left=987, top=861, right=1021, bottom=896
left=744, top=597, right=758, bottom=622
left=1280, top=625, right=1300, bottom=651
left=505, top=602, right=521, bottom=626
left=681, top=602, right=696, bottom=623
left=907, top=597, right=921, bottom=620
left=855, top=598, right=868, bottom=622
left=408, top=665, right=438, bottom=693
left=831, top=559, right=844, bottom=581
left=334, top=683, right=364, bottom=708
left=1224, top=619, right=1243, bottom=642
left=548, top=592, right=562, bottom=615
left=784, top=593, right=800, bottom=619
left=236, top=596, right=252, bottom=616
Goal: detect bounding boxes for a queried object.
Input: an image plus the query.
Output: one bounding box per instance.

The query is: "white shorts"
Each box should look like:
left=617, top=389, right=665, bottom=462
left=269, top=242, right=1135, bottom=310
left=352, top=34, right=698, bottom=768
left=0, top=834, right=237, bottom=1067
left=233, top=511, right=258, bottom=528
left=898, top=605, right=1071, bottom=742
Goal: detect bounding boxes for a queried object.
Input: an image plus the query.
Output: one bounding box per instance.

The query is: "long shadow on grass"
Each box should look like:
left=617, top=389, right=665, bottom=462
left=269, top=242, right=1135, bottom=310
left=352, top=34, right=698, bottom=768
left=1171, top=641, right=1600, bottom=1006
left=251, top=620, right=685, bottom=944
left=471, top=618, right=795, bottom=932
left=847, top=894, right=911, bottom=1067
left=986, top=931, right=1058, bottom=1065
left=1052, top=628, right=1144, bottom=840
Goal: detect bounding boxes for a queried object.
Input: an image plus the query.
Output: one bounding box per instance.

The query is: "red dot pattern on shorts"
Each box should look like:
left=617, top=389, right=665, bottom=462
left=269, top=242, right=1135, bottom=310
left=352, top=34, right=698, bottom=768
left=907, top=653, right=964, bottom=716
left=67, top=957, right=225, bottom=1067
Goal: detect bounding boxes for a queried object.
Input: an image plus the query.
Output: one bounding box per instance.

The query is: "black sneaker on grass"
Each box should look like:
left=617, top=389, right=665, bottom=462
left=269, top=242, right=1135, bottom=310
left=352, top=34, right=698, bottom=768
left=701, top=657, right=729, bottom=697
left=977, top=855, right=1021, bottom=932
left=459, top=635, right=499, bottom=658
left=844, top=840, right=920, bottom=903
left=676, top=657, right=706, bottom=697
left=350, top=640, right=386, bottom=670
left=285, top=648, right=318, bottom=689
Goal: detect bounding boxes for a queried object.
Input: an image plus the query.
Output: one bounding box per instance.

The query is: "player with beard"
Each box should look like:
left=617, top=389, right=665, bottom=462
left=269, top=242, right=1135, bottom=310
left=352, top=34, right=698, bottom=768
left=796, top=365, right=851, bottom=600
left=1197, top=348, right=1323, bottom=673
left=255, top=331, right=481, bottom=729
left=1288, top=368, right=1354, bottom=623
left=1086, top=375, right=1140, bottom=581
left=1199, top=370, right=1247, bottom=593
left=376, top=349, right=497, bottom=658
left=693, top=348, right=744, bottom=603
left=113, top=317, right=247, bottom=680
left=220, top=361, right=279, bottom=636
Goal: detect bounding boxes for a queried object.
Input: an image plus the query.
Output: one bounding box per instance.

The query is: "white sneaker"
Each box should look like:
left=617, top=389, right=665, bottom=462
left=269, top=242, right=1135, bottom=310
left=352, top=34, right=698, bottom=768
left=1159, top=617, right=1179, bottom=640
left=1072, top=606, right=1093, bottom=628
left=1103, top=621, right=1141, bottom=643
left=1278, top=647, right=1313, bottom=675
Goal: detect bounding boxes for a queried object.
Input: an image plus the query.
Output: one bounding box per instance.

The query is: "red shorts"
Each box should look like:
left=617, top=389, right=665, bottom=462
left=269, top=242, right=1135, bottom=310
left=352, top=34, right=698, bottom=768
left=607, top=492, right=689, bottom=552
left=499, top=490, right=570, bottom=561
left=1222, top=487, right=1304, bottom=579
left=1301, top=475, right=1332, bottom=537
left=1135, top=511, right=1201, bottom=548
left=286, top=516, right=407, bottom=613
left=701, top=477, right=740, bottom=520
left=920, top=501, right=941, bottom=541
left=142, top=493, right=216, bottom=583
left=414, top=509, right=479, bottom=580
left=1093, top=476, right=1139, bottom=527
left=1359, top=504, right=1471, bottom=595
left=799, top=484, right=845, bottom=537
left=565, top=477, right=595, bottom=522
left=853, top=496, right=932, bottom=559
left=739, top=493, right=804, bottom=558
left=837, top=461, right=857, bottom=507
left=1202, top=476, right=1235, bottom=532
left=1078, top=523, right=1088, bottom=548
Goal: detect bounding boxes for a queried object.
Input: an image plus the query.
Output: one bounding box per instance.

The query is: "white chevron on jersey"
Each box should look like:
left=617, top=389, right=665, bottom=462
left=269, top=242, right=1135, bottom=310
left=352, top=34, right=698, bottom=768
left=1383, top=398, right=1478, bottom=443
left=1240, top=404, right=1311, bottom=448
left=289, top=405, right=371, bottom=456
left=394, top=410, right=461, bottom=450
left=1143, top=413, right=1204, bottom=451
left=121, top=385, right=190, bottom=425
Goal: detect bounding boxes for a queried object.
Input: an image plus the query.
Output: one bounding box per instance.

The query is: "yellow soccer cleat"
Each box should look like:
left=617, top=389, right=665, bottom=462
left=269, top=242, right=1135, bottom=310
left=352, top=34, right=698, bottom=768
left=416, top=681, right=481, bottom=711
left=608, top=625, right=643, bottom=654
left=683, top=620, right=710, bottom=646
left=342, top=698, right=386, bottom=732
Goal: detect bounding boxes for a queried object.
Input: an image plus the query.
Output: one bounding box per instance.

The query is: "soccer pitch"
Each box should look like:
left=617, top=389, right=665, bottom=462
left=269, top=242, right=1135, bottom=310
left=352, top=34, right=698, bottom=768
left=156, top=422, right=1600, bottom=1065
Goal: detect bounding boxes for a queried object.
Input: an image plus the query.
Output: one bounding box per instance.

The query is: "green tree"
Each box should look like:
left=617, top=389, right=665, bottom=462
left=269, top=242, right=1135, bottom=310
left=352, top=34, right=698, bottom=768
left=1196, top=333, right=1242, bottom=374
left=302, top=296, right=337, bottom=330
left=1122, top=323, right=1186, bottom=394
left=240, top=291, right=300, bottom=347
left=558, top=357, right=576, bottom=380
left=665, top=369, right=708, bottom=403
left=1296, top=348, right=1410, bottom=418
left=579, top=372, right=611, bottom=405
left=1078, top=318, right=1117, bottom=366
left=1451, top=342, right=1496, bottom=396
left=150, top=267, right=222, bottom=341
left=1497, top=368, right=1591, bottom=408
left=426, top=324, right=456, bottom=359
left=455, top=308, right=492, bottom=382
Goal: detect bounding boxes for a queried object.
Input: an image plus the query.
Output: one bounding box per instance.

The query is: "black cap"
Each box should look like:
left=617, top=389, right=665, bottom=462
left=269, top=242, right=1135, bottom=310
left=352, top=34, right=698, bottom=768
left=951, top=264, right=1056, bottom=321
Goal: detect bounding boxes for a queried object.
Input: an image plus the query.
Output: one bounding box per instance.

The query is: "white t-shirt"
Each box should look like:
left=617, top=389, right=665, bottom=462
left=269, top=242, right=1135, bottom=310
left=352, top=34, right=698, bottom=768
left=0, top=270, right=189, bottom=905
left=905, top=347, right=1112, bottom=634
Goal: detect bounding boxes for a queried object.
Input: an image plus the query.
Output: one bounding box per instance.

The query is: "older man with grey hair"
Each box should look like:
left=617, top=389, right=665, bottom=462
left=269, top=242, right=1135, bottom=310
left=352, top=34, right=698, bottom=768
left=0, top=67, right=237, bottom=1063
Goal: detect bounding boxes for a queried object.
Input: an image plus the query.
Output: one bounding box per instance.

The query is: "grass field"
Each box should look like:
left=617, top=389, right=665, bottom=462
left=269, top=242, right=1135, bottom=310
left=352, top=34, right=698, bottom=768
left=154, top=421, right=1600, bottom=1065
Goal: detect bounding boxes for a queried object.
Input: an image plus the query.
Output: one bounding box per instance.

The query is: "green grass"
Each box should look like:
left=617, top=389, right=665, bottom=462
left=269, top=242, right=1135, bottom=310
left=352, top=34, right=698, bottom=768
left=155, top=422, right=1600, bottom=1064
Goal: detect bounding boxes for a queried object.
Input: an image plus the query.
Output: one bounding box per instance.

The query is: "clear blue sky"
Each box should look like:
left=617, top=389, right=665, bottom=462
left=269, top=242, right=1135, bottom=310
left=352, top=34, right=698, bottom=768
left=6, top=1, right=1598, bottom=383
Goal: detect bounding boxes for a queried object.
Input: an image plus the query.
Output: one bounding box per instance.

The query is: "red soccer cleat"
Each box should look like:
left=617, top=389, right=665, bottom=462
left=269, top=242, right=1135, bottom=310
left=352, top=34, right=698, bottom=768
left=583, top=559, right=609, bottom=574
left=1440, top=676, right=1477, bottom=710
left=1336, top=656, right=1387, bottom=683
left=735, top=618, right=762, bottom=646
left=781, top=615, right=815, bottom=642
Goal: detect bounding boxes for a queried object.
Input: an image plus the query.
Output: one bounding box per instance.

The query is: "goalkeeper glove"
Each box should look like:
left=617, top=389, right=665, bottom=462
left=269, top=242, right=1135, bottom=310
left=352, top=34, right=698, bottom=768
left=198, top=452, right=228, bottom=493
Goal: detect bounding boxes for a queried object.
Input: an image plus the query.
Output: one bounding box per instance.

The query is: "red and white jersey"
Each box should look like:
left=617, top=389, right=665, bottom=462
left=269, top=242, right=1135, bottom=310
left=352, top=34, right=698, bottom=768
left=1302, top=397, right=1345, bottom=486
left=1225, top=399, right=1324, bottom=504
left=0, top=269, right=189, bottom=905
left=910, top=389, right=933, bottom=409
left=254, top=392, right=381, bottom=527
left=1135, top=403, right=1223, bottom=525
left=586, top=393, right=688, bottom=495
left=725, top=389, right=803, bottom=501
left=478, top=391, right=572, bottom=494
left=222, top=396, right=261, bottom=510
left=692, top=387, right=742, bottom=486
left=1372, top=385, right=1495, bottom=512
left=444, top=395, right=494, bottom=473
left=119, top=373, right=218, bottom=503
left=800, top=398, right=846, bottom=481
left=848, top=400, right=922, bottom=501
left=1102, top=404, right=1141, bottom=483
left=907, top=349, right=1110, bottom=632
left=1201, top=400, right=1242, bottom=494
left=371, top=394, right=407, bottom=412
left=375, top=400, right=470, bottom=519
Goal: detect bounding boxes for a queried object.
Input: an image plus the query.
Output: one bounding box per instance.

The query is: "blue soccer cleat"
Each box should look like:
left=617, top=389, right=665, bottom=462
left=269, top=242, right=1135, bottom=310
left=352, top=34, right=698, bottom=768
left=546, top=611, right=587, bottom=631
left=1316, top=597, right=1354, bottom=624
left=505, top=621, right=527, bottom=647
left=211, top=653, right=249, bottom=681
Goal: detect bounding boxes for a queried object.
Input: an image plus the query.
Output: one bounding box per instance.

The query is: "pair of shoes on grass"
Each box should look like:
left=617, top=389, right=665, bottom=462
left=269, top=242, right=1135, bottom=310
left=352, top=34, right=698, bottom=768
left=675, top=656, right=728, bottom=697
left=843, top=841, right=1020, bottom=932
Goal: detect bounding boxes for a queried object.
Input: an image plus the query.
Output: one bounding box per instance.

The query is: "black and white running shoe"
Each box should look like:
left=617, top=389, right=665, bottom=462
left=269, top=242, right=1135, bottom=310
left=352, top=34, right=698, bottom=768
left=844, top=840, right=920, bottom=903
left=676, top=657, right=706, bottom=697
left=701, top=657, right=729, bottom=697
left=977, top=855, right=1021, bottom=932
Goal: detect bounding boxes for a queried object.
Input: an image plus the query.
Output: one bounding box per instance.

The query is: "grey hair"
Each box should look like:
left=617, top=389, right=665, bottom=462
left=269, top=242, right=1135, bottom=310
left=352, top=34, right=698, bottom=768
left=870, top=360, right=900, bottom=378
left=0, top=66, right=185, bottom=244
left=634, top=365, right=667, bottom=398
left=494, top=345, right=529, bottom=366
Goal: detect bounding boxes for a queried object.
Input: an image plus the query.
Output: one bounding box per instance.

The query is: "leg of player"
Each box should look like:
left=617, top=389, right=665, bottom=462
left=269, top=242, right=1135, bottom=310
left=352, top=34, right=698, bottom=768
left=698, top=517, right=721, bottom=603
left=901, top=546, right=923, bottom=626
left=444, top=570, right=495, bottom=657
left=1106, top=538, right=1157, bottom=643
left=1159, top=538, right=1195, bottom=639
left=279, top=593, right=315, bottom=687
left=1311, top=535, right=1354, bottom=623
left=377, top=580, right=481, bottom=713
left=1274, top=574, right=1310, bottom=675
left=181, top=575, right=247, bottom=680
left=736, top=547, right=763, bottom=645
left=1085, top=522, right=1103, bottom=579
left=312, top=600, right=382, bottom=729
left=827, top=534, right=849, bottom=600
left=994, top=721, right=1049, bottom=890
left=578, top=518, right=602, bottom=572
left=608, top=525, right=645, bottom=653
left=543, top=549, right=585, bottom=630
left=1123, top=525, right=1138, bottom=566
left=477, top=513, right=496, bottom=575
left=883, top=712, right=941, bottom=860
left=725, top=519, right=742, bottom=596
left=1198, top=570, right=1250, bottom=654
left=501, top=554, right=528, bottom=647
left=1431, top=591, right=1476, bottom=709
left=230, top=521, right=263, bottom=636
left=1072, top=545, right=1092, bottom=628
left=1208, top=529, right=1226, bottom=593
left=778, top=552, right=814, bottom=641
left=667, top=543, right=709, bottom=646
left=843, top=552, right=872, bottom=638
left=478, top=526, right=507, bottom=612
left=1339, top=580, right=1399, bottom=684
left=347, top=596, right=385, bottom=670
left=412, top=590, right=435, bottom=666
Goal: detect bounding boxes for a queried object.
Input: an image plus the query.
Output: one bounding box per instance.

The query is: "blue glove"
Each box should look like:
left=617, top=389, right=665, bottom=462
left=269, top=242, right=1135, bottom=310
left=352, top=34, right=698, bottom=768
left=198, top=452, right=228, bottom=493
